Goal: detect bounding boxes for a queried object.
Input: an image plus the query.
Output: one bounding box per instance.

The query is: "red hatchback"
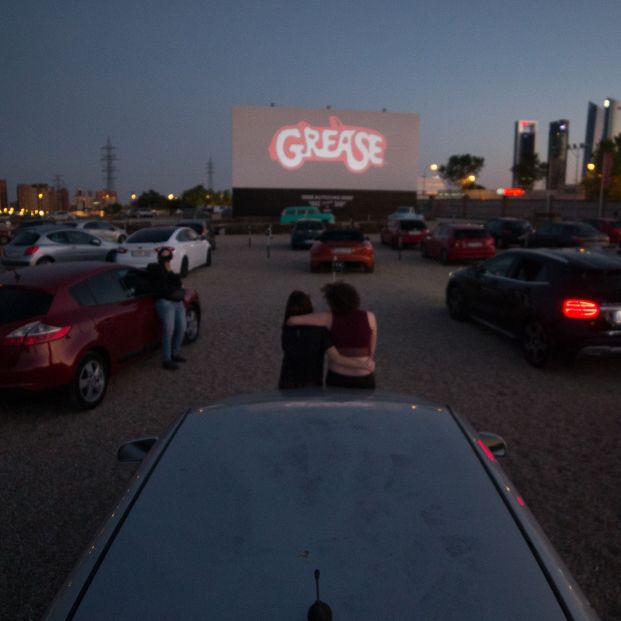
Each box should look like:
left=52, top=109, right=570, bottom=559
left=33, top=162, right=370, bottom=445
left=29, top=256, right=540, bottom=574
left=380, top=217, right=429, bottom=249
left=310, top=229, right=375, bottom=273
left=0, top=262, right=201, bottom=409
left=422, top=223, right=496, bottom=264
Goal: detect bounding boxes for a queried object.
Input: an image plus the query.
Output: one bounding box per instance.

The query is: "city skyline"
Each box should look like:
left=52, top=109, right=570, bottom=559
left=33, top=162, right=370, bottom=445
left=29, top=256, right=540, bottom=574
left=2, top=1, right=621, bottom=202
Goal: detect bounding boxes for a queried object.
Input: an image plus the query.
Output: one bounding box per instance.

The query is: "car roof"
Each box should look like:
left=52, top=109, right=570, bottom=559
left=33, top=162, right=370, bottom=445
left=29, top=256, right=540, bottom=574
left=13, top=224, right=78, bottom=234
left=57, top=391, right=577, bottom=620
left=505, top=247, right=621, bottom=269
left=445, top=223, right=485, bottom=230
left=0, top=262, right=122, bottom=291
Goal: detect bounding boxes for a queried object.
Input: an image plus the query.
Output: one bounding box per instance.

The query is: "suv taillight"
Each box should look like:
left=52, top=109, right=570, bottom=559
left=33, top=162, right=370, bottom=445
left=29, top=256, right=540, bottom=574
left=562, top=299, right=600, bottom=319
left=4, top=321, right=71, bottom=346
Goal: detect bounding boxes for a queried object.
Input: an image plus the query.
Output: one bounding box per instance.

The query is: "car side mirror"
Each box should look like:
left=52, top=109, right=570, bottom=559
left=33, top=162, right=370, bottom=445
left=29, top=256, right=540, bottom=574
left=478, top=432, right=507, bottom=457
left=117, top=437, right=158, bottom=463
left=90, top=238, right=102, bottom=246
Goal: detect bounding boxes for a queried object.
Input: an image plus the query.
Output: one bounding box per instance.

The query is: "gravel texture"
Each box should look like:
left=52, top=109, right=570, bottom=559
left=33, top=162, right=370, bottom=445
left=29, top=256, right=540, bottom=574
left=1, top=233, right=620, bottom=620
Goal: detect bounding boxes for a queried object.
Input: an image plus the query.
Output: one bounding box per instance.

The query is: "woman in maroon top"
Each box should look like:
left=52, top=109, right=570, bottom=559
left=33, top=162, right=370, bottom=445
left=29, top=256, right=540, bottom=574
left=287, top=282, right=377, bottom=389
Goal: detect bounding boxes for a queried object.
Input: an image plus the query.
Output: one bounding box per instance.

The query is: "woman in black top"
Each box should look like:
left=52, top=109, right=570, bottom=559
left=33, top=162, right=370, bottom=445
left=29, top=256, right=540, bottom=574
left=279, top=290, right=374, bottom=389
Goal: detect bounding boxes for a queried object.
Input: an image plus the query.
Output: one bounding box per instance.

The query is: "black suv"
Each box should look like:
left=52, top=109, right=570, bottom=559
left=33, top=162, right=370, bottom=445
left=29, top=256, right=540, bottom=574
left=446, top=248, right=621, bottom=366
left=485, top=217, right=532, bottom=248
left=523, top=221, right=608, bottom=249
left=290, top=219, right=327, bottom=249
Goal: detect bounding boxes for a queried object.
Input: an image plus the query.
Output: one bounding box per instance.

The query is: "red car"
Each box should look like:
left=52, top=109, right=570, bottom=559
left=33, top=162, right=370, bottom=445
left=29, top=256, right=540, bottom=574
left=380, top=217, right=429, bottom=249
left=422, top=223, right=496, bottom=264
left=310, top=229, right=375, bottom=273
left=0, top=262, right=201, bottom=409
left=582, top=218, right=621, bottom=244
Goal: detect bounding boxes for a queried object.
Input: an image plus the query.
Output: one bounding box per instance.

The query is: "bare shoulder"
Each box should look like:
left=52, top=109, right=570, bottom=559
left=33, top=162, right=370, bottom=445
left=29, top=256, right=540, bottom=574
left=366, top=310, right=377, bottom=328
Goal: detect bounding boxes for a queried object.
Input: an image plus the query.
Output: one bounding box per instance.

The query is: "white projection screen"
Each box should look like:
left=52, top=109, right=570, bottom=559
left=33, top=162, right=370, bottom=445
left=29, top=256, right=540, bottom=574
left=233, top=106, right=419, bottom=191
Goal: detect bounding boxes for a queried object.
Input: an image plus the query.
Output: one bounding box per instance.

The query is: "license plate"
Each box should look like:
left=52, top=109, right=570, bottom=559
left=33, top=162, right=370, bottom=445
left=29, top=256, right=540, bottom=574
left=334, top=247, right=353, bottom=254
left=131, top=250, right=151, bottom=257
left=467, top=242, right=483, bottom=248
left=331, top=260, right=345, bottom=271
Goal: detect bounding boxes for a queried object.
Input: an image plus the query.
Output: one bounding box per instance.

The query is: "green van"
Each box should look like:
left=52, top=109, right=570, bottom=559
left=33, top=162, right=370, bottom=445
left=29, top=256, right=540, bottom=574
left=280, top=206, right=335, bottom=226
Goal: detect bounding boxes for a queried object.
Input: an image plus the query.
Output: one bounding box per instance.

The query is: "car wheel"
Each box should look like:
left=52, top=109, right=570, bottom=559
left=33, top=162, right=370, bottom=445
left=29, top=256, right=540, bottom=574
left=205, top=248, right=212, bottom=267
left=522, top=320, right=550, bottom=367
left=117, top=234, right=127, bottom=243
left=71, top=351, right=108, bottom=410
left=180, top=256, right=189, bottom=277
left=183, top=305, right=200, bottom=344
left=441, top=249, right=449, bottom=265
left=446, top=285, right=468, bottom=321
left=36, top=257, right=54, bottom=265
left=105, top=250, right=116, bottom=262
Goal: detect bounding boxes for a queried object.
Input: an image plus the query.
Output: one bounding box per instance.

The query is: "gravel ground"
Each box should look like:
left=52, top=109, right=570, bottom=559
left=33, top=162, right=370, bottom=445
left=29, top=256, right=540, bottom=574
left=1, top=233, right=620, bottom=620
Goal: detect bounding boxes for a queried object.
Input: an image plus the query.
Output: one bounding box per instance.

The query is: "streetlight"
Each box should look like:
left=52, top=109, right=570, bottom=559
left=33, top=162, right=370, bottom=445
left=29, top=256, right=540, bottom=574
left=37, top=192, right=43, bottom=216
left=167, top=193, right=175, bottom=201
left=422, top=163, right=439, bottom=195
left=130, top=193, right=137, bottom=202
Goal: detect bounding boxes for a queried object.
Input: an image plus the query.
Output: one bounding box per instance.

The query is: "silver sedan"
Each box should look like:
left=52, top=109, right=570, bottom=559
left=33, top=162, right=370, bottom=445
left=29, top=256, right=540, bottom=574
left=74, top=219, right=128, bottom=243
left=0, top=225, right=119, bottom=267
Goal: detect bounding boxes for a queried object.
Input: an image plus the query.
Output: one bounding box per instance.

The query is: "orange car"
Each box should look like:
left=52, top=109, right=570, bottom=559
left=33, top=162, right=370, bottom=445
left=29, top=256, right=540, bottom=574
left=310, top=229, right=375, bottom=273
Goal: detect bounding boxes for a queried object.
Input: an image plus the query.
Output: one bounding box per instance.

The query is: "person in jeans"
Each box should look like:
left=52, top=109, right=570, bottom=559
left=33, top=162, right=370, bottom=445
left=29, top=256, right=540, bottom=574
left=147, top=247, right=187, bottom=370
left=286, top=282, right=377, bottom=389
left=279, top=290, right=374, bottom=389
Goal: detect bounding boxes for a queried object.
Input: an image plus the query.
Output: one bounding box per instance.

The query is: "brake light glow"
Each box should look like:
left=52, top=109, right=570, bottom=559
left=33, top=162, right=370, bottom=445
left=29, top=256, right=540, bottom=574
left=562, top=299, right=600, bottom=319
left=4, top=322, right=71, bottom=346
left=23, top=246, right=40, bottom=256
left=476, top=438, right=496, bottom=462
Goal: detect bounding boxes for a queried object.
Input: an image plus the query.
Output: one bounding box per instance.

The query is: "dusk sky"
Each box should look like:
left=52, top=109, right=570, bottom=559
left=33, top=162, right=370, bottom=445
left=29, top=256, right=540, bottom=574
left=2, top=1, right=620, bottom=202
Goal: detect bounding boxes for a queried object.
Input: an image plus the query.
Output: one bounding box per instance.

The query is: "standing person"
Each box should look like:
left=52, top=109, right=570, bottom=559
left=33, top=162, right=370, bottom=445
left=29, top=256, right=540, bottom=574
left=279, top=290, right=374, bottom=389
left=147, top=247, right=187, bottom=371
left=287, top=282, right=377, bottom=389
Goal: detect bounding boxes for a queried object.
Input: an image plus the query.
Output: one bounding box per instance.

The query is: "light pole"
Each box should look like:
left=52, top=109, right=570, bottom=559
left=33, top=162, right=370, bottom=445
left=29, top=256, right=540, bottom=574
left=567, top=143, right=585, bottom=184
left=422, top=163, right=439, bottom=195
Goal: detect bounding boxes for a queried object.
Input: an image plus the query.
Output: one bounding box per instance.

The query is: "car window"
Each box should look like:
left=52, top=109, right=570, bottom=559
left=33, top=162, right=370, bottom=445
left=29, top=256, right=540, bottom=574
left=71, top=271, right=128, bottom=305
left=537, top=223, right=554, bottom=234
left=0, top=287, right=53, bottom=324
left=176, top=228, right=192, bottom=241
left=513, top=259, right=549, bottom=282
left=67, top=230, right=97, bottom=245
left=119, top=268, right=154, bottom=297
left=127, top=228, right=175, bottom=243
left=569, top=223, right=599, bottom=236
left=400, top=220, right=427, bottom=231
left=11, top=232, right=40, bottom=245
left=319, top=230, right=364, bottom=242
left=84, top=222, right=98, bottom=229
left=46, top=231, right=71, bottom=244
left=481, top=253, right=515, bottom=276
left=453, top=228, right=487, bottom=239
left=569, top=269, right=621, bottom=293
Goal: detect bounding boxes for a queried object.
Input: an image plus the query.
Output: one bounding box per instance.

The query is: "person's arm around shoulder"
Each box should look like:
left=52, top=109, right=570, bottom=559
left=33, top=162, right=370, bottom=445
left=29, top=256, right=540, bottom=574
left=286, top=311, right=332, bottom=328
left=367, top=311, right=378, bottom=359
left=326, top=347, right=375, bottom=372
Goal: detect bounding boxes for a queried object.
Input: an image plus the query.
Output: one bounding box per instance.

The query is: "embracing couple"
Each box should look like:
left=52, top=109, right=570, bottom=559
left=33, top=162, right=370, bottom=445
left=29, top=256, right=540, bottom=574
left=278, top=281, right=377, bottom=390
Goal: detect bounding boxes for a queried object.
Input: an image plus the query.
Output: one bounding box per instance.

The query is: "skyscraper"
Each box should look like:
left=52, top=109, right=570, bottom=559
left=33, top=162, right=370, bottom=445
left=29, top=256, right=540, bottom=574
left=603, top=98, right=621, bottom=141
left=512, top=120, right=537, bottom=186
left=547, top=120, right=568, bottom=190
left=584, top=98, right=621, bottom=175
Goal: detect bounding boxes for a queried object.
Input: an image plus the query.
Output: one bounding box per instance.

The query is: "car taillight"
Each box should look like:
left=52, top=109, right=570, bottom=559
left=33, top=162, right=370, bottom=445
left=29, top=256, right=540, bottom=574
left=24, top=245, right=40, bottom=256
left=562, top=299, right=600, bottom=319
left=4, top=321, right=72, bottom=346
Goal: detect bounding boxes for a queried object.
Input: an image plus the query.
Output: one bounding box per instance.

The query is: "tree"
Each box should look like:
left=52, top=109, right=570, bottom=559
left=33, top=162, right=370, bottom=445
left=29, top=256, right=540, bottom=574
left=583, top=135, right=621, bottom=201
left=136, top=190, right=168, bottom=210
left=511, top=153, right=547, bottom=190
left=181, top=184, right=210, bottom=209
left=439, top=154, right=485, bottom=190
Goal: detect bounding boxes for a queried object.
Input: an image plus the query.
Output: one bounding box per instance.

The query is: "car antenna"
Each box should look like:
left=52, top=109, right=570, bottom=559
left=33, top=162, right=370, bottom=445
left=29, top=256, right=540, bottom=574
left=307, top=569, right=333, bottom=621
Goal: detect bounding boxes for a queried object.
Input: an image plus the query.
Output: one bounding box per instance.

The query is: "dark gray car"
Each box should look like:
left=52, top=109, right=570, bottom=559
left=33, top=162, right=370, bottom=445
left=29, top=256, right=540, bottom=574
left=44, top=391, right=597, bottom=620
left=1, top=226, right=118, bottom=266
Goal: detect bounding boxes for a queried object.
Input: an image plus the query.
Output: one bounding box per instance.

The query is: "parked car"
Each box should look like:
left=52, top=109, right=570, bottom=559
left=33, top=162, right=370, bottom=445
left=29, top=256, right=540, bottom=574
left=115, top=226, right=211, bottom=275
left=1, top=226, right=119, bottom=267
left=422, top=223, right=496, bottom=264
left=380, top=217, right=429, bottom=248
left=50, top=210, right=76, bottom=223
left=11, top=217, right=60, bottom=235
left=387, top=205, right=420, bottom=219
left=74, top=219, right=128, bottom=243
left=175, top=219, right=217, bottom=250
left=523, top=221, right=608, bottom=249
left=310, top=228, right=375, bottom=272
left=581, top=217, right=621, bottom=245
left=485, top=217, right=533, bottom=248
left=290, top=218, right=327, bottom=249
left=129, top=207, right=156, bottom=218
left=0, top=222, right=11, bottom=245
left=44, top=391, right=598, bottom=620
left=445, top=247, right=621, bottom=366
left=280, top=205, right=335, bottom=226
left=0, top=262, right=201, bottom=409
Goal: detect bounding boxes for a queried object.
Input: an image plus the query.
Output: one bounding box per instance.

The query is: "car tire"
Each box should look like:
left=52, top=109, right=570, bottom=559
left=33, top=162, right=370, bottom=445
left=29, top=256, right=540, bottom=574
left=441, top=249, right=449, bottom=265
left=105, top=251, right=116, bottom=262
left=183, top=305, right=200, bottom=344
left=180, top=256, right=189, bottom=277
left=71, top=351, right=108, bottom=410
left=36, top=257, right=54, bottom=265
left=446, top=285, right=468, bottom=321
left=205, top=248, right=212, bottom=267
left=522, top=320, right=550, bottom=368
left=117, top=234, right=127, bottom=243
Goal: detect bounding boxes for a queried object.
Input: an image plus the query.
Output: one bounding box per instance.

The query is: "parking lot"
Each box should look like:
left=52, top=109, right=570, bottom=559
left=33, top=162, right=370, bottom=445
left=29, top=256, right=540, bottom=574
left=1, top=233, right=620, bottom=620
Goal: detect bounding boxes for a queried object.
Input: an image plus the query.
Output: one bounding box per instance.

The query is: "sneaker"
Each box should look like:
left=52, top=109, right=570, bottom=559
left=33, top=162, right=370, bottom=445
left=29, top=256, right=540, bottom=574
left=172, top=355, right=187, bottom=363
left=162, top=360, right=179, bottom=370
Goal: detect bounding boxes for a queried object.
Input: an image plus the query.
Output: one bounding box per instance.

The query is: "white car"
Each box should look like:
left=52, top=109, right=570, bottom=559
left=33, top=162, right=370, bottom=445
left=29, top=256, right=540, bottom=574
left=114, top=226, right=211, bottom=275
left=74, top=220, right=128, bottom=243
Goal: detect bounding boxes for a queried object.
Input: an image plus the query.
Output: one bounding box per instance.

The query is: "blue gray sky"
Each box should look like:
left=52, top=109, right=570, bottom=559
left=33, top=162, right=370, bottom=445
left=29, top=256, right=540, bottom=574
left=1, top=0, right=619, bottom=202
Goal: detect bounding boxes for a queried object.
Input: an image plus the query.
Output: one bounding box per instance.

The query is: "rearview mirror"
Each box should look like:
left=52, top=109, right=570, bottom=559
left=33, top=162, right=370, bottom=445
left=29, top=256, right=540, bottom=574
left=478, top=432, right=507, bottom=457
left=90, top=238, right=102, bottom=246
